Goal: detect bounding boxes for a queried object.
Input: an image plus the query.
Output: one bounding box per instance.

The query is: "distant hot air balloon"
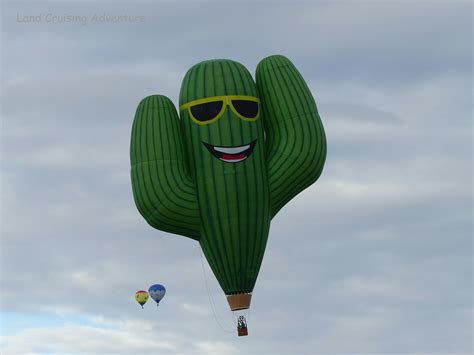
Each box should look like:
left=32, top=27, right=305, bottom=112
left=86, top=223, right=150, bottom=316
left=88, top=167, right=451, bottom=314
left=130, top=55, right=326, bottom=318
left=148, top=284, right=166, bottom=306
left=135, top=290, right=149, bottom=308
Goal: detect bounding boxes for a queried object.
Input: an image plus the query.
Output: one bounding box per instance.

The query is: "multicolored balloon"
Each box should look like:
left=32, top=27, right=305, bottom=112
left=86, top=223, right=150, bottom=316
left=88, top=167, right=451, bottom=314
left=130, top=55, right=326, bottom=311
left=148, top=284, right=166, bottom=306
left=135, top=290, right=149, bottom=308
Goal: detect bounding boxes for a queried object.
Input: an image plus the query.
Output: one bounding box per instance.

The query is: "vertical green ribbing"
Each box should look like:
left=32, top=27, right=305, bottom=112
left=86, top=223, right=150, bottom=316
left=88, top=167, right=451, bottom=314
left=179, top=60, right=270, bottom=294
left=256, top=55, right=327, bottom=219
left=131, top=56, right=326, bottom=298
left=130, top=95, right=201, bottom=240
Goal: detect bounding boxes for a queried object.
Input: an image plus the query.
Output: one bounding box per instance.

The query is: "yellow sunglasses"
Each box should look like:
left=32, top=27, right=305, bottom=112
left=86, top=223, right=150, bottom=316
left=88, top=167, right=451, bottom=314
left=179, top=95, right=260, bottom=125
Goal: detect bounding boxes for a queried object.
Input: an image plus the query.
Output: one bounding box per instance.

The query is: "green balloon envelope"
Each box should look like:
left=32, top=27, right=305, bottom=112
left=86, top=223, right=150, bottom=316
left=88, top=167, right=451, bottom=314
left=130, top=56, right=326, bottom=309
left=179, top=60, right=270, bottom=295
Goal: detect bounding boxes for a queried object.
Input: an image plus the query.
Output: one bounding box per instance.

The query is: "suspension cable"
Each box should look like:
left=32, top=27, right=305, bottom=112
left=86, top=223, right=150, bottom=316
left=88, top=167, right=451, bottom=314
left=198, top=247, right=235, bottom=333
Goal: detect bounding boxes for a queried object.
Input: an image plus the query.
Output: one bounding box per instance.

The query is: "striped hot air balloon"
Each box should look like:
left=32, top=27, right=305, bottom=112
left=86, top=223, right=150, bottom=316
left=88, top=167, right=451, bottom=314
left=135, top=290, right=149, bottom=308
left=130, top=55, right=326, bottom=311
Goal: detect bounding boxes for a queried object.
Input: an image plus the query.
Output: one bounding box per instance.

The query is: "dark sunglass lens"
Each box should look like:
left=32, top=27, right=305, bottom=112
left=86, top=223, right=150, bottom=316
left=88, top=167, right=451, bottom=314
left=232, top=100, right=259, bottom=118
left=190, top=101, right=223, bottom=122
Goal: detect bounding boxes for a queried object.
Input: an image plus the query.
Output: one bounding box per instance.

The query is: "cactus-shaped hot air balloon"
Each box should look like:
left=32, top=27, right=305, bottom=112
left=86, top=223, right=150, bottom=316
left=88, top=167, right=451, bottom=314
left=130, top=55, right=326, bottom=311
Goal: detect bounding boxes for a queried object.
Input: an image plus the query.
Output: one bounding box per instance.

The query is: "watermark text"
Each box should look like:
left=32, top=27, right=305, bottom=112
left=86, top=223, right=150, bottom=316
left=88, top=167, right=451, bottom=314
left=16, top=12, right=146, bottom=25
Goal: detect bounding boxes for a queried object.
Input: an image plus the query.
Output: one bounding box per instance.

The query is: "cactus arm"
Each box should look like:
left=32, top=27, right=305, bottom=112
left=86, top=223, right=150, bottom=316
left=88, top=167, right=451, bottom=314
left=256, top=55, right=327, bottom=219
left=130, top=95, right=201, bottom=240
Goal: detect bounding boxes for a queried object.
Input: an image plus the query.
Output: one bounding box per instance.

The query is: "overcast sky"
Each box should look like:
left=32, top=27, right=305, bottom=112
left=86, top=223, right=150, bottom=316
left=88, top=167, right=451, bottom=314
left=1, top=1, right=472, bottom=354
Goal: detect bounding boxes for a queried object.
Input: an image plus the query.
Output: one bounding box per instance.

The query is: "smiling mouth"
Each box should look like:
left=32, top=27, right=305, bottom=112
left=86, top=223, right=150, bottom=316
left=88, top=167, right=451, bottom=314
left=203, top=140, right=257, bottom=163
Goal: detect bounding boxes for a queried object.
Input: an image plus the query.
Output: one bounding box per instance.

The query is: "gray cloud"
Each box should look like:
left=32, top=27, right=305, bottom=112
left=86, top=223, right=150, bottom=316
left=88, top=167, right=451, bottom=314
left=1, top=0, right=472, bottom=354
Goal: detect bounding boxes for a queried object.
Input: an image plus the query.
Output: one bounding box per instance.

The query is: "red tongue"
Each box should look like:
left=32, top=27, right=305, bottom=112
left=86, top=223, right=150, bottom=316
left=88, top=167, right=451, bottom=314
left=222, top=153, right=246, bottom=160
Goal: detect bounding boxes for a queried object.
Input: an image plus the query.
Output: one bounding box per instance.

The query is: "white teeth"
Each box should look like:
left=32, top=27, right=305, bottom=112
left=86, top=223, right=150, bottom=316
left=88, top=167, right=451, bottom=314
left=220, top=157, right=247, bottom=163
left=213, top=144, right=250, bottom=154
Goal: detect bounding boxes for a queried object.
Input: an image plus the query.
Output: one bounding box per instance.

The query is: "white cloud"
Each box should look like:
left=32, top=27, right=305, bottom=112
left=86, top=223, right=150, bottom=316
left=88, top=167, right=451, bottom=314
left=1, top=319, right=178, bottom=354
left=1, top=1, right=472, bottom=354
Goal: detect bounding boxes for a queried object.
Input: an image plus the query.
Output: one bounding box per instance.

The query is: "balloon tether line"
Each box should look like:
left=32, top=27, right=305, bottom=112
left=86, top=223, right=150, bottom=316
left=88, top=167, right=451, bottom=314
left=198, top=247, right=234, bottom=333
